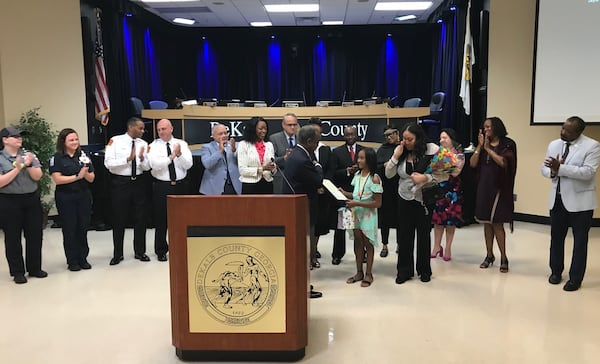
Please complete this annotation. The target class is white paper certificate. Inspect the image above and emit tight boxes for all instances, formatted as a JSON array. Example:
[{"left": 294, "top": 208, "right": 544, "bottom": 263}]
[{"left": 322, "top": 179, "right": 348, "bottom": 201}]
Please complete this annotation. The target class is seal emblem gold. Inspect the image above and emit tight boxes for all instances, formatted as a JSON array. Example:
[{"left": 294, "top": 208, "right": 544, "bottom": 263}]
[{"left": 194, "top": 243, "right": 279, "bottom": 326}]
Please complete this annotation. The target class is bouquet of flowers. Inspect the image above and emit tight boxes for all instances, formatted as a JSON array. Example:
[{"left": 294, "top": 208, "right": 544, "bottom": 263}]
[{"left": 424, "top": 147, "right": 457, "bottom": 175}]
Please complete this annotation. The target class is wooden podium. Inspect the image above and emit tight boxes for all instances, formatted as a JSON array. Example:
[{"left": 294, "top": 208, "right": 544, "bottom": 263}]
[{"left": 167, "top": 195, "right": 309, "bottom": 361}]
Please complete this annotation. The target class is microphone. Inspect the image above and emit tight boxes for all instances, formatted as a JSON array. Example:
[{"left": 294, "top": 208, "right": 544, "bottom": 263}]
[
  {"left": 268, "top": 98, "right": 280, "bottom": 107},
  {"left": 302, "top": 91, "right": 307, "bottom": 106},
  {"left": 271, "top": 157, "right": 295, "bottom": 194},
  {"left": 341, "top": 90, "right": 346, "bottom": 104}
]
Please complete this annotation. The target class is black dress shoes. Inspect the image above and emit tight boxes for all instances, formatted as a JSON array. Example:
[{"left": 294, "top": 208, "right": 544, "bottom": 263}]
[
  {"left": 29, "top": 270, "right": 48, "bottom": 278},
  {"left": 395, "top": 276, "right": 411, "bottom": 284},
  {"left": 68, "top": 264, "right": 81, "bottom": 272},
  {"left": 157, "top": 254, "right": 168, "bottom": 262},
  {"left": 332, "top": 257, "right": 342, "bottom": 265},
  {"left": 135, "top": 254, "right": 151, "bottom": 262},
  {"left": 80, "top": 260, "right": 92, "bottom": 270},
  {"left": 309, "top": 286, "right": 323, "bottom": 299},
  {"left": 563, "top": 280, "right": 581, "bottom": 292},
  {"left": 14, "top": 274, "right": 27, "bottom": 284},
  {"left": 315, "top": 251, "right": 321, "bottom": 259},
  {"left": 109, "top": 256, "right": 124, "bottom": 266},
  {"left": 548, "top": 274, "right": 562, "bottom": 285},
  {"left": 420, "top": 274, "right": 431, "bottom": 283}
]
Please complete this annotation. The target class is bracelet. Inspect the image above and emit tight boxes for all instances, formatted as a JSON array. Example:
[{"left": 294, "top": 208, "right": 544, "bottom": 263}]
[{"left": 12, "top": 161, "right": 25, "bottom": 170}]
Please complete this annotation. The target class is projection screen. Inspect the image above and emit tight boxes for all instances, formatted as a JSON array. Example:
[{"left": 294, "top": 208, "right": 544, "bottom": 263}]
[{"left": 532, "top": 0, "right": 600, "bottom": 124}]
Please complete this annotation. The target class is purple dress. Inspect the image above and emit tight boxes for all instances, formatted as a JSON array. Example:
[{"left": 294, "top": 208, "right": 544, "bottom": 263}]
[{"left": 473, "top": 137, "right": 517, "bottom": 225}]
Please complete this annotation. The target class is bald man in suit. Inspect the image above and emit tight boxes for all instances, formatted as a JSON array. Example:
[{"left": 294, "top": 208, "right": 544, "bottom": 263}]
[
  {"left": 330, "top": 126, "right": 363, "bottom": 265},
  {"left": 542, "top": 116, "right": 600, "bottom": 292}
]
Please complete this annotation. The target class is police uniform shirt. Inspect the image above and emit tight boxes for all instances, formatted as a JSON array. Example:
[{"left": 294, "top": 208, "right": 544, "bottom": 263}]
[
  {"left": 49, "top": 151, "right": 95, "bottom": 192},
  {"left": 104, "top": 133, "right": 150, "bottom": 176},
  {"left": 147, "top": 137, "right": 193, "bottom": 181},
  {"left": 0, "top": 149, "right": 41, "bottom": 194}
]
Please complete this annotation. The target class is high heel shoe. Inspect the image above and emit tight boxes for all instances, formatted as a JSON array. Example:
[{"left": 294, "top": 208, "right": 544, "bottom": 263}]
[
  {"left": 479, "top": 255, "right": 495, "bottom": 268},
  {"left": 499, "top": 258, "right": 509, "bottom": 273},
  {"left": 442, "top": 255, "right": 451, "bottom": 262},
  {"left": 430, "top": 246, "right": 443, "bottom": 258}
]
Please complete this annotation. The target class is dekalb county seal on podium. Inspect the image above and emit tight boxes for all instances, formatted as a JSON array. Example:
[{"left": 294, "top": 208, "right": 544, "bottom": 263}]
[{"left": 187, "top": 237, "right": 286, "bottom": 333}]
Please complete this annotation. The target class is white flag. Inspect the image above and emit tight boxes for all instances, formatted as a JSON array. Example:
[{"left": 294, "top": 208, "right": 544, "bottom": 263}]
[{"left": 459, "top": 0, "right": 475, "bottom": 115}]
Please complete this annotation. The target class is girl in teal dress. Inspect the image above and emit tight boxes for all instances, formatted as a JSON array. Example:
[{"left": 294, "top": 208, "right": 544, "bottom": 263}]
[{"left": 339, "top": 148, "right": 382, "bottom": 287}]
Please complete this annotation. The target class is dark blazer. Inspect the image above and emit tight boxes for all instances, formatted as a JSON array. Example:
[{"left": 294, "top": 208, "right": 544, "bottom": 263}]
[
  {"left": 331, "top": 143, "right": 363, "bottom": 191},
  {"left": 316, "top": 143, "right": 333, "bottom": 181},
  {"left": 271, "top": 130, "right": 296, "bottom": 193},
  {"left": 283, "top": 145, "right": 324, "bottom": 226}
]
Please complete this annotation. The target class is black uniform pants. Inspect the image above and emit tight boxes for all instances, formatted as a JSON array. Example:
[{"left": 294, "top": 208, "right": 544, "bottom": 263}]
[
  {"left": 55, "top": 190, "right": 92, "bottom": 266},
  {"left": 550, "top": 195, "right": 593, "bottom": 284},
  {"left": 110, "top": 175, "right": 147, "bottom": 258},
  {"left": 0, "top": 192, "right": 43, "bottom": 276},
  {"left": 396, "top": 198, "right": 433, "bottom": 279},
  {"left": 152, "top": 180, "right": 187, "bottom": 256}
]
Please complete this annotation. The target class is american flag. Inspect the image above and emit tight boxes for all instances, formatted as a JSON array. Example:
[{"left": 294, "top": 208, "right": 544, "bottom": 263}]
[{"left": 95, "top": 10, "right": 110, "bottom": 126}]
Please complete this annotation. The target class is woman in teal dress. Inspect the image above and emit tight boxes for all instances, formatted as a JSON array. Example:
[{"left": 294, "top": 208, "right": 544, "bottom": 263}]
[{"left": 339, "top": 148, "right": 382, "bottom": 287}]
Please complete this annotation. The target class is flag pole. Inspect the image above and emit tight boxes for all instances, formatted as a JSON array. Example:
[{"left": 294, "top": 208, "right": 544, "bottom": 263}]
[{"left": 94, "top": 7, "right": 110, "bottom": 145}]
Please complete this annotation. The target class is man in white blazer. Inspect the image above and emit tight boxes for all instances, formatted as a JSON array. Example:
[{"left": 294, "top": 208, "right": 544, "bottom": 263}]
[
  {"left": 541, "top": 116, "right": 600, "bottom": 291},
  {"left": 270, "top": 113, "right": 299, "bottom": 193}
]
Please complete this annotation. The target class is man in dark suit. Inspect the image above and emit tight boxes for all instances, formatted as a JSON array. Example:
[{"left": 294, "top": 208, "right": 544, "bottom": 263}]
[
  {"left": 330, "top": 126, "right": 363, "bottom": 265},
  {"left": 271, "top": 113, "right": 299, "bottom": 193},
  {"left": 283, "top": 124, "right": 324, "bottom": 299}
]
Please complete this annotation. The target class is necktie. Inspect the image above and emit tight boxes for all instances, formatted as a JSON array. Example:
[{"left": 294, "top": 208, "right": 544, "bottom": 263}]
[
  {"left": 166, "top": 142, "right": 177, "bottom": 182},
  {"left": 562, "top": 142, "right": 571, "bottom": 160},
  {"left": 349, "top": 145, "right": 355, "bottom": 162},
  {"left": 288, "top": 137, "right": 294, "bottom": 148},
  {"left": 131, "top": 140, "right": 137, "bottom": 179},
  {"left": 557, "top": 142, "right": 570, "bottom": 195}
]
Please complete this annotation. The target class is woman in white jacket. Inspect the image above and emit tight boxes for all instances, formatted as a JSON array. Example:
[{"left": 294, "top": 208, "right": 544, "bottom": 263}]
[{"left": 237, "top": 117, "right": 276, "bottom": 194}]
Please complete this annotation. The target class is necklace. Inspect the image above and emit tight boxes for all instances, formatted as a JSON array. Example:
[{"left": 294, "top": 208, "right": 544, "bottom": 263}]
[{"left": 358, "top": 172, "right": 370, "bottom": 200}]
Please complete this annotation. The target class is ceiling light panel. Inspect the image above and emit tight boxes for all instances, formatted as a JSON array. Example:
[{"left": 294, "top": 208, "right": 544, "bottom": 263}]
[
  {"left": 264, "top": 4, "right": 319, "bottom": 13},
  {"left": 374, "top": 2, "right": 433, "bottom": 11}
]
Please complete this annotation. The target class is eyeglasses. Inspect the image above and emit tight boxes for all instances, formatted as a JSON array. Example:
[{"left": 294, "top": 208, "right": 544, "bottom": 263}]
[
  {"left": 285, "top": 123, "right": 298, "bottom": 127},
  {"left": 384, "top": 131, "right": 397, "bottom": 138}
]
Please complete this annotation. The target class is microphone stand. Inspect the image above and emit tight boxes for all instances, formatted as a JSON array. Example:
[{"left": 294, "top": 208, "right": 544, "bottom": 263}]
[{"left": 271, "top": 157, "right": 295, "bottom": 194}]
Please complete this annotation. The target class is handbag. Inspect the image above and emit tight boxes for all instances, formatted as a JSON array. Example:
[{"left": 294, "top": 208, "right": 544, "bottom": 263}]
[
  {"left": 421, "top": 184, "right": 445, "bottom": 206},
  {"left": 337, "top": 207, "right": 355, "bottom": 230}
]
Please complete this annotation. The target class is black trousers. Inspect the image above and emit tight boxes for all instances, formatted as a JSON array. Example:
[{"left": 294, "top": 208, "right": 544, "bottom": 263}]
[
  {"left": 0, "top": 192, "right": 43, "bottom": 276},
  {"left": 55, "top": 190, "right": 92, "bottom": 266},
  {"left": 396, "top": 198, "right": 432, "bottom": 279},
  {"left": 152, "top": 180, "right": 188, "bottom": 256},
  {"left": 110, "top": 175, "right": 147, "bottom": 258},
  {"left": 241, "top": 179, "right": 273, "bottom": 194},
  {"left": 550, "top": 195, "right": 593, "bottom": 284},
  {"left": 332, "top": 228, "right": 346, "bottom": 259}
]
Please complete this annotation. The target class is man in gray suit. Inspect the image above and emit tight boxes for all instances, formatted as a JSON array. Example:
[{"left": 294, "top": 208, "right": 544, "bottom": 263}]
[
  {"left": 542, "top": 116, "right": 600, "bottom": 292},
  {"left": 271, "top": 113, "right": 299, "bottom": 193}
]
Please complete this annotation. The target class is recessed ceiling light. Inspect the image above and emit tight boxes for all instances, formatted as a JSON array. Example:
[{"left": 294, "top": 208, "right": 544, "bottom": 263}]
[
  {"left": 264, "top": 4, "right": 319, "bottom": 13},
  {"left": 374, "top": 2, "right": 433, "bottom": 11},
  {"left": 173, "top": 17, "right": 195, "bottom": 25},
  {"left": 395, "top": 15, "right": 417, "bottom": 21},
  {"left": 322, "top": 20, "right": 343, "bottom": 25},
  {"left": 250, "top": 21, "right": 273, "bottom": 27}
]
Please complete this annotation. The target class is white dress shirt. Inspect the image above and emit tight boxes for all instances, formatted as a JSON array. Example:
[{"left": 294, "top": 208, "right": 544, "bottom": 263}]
[
  {"left": 104, "top": 133, "right": 150, "bottom": 176},
  {"left": 147, "top": 137, "right": 193, "bottom": 181}
]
